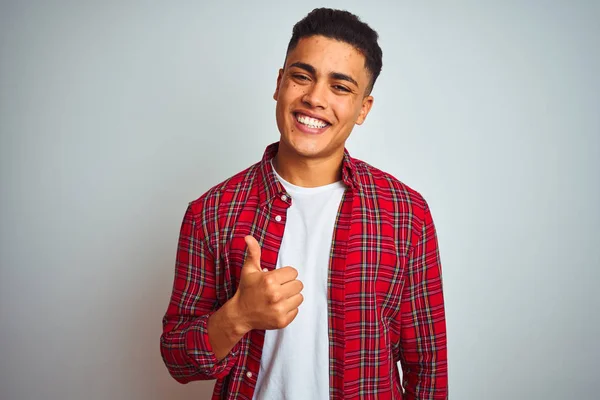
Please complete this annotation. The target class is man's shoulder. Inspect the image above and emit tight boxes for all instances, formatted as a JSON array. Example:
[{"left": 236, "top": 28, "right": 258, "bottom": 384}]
[
  {"left": 351, "top": 156, "right": 429, "bottom": 211},
  {"left": 187, "top": 161, "right": 262, "bottom": 217}
]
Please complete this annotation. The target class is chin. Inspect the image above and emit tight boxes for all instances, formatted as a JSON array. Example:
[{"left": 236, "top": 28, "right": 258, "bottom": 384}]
[
  {"left": 283, "top": 134, "right": 327, "bottom": 157},
  {"left": 289, "top": 143, "right": 323, "bottom": 158}
]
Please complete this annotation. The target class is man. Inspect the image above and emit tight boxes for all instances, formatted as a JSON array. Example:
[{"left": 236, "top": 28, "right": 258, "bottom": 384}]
[{"left": 160, "top": 8, "right": 448, "bottom": 400}]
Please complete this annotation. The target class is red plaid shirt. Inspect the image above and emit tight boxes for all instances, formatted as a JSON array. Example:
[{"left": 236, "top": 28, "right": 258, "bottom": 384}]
[{"left": 160, "top": 142, "right": 448, "bottom": 399}]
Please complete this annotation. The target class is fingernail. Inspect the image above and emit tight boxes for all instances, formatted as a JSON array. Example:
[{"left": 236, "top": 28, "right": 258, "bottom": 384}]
[{"left": 262, "top": 268, "right": 268, "bottom": 272}]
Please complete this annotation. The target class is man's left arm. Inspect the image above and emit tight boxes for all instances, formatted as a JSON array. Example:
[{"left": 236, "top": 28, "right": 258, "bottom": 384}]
[{"left": 399, "top": 201, "right": 448, "bottom": 399}]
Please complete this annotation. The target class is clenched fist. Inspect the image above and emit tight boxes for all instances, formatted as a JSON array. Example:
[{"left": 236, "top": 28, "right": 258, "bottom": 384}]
[{"left": 233, "top": 235, "right": 304, "bottom": 331}]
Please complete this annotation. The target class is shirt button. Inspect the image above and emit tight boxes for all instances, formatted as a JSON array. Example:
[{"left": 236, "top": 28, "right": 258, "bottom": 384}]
[
  {"left": 275, "top": 215, "right": 282, "bottom": 222},
  {"left": 246, "top": 371, "right": 253, "bottom": 378},
  {"left": 281, "top": 194, "right": 287, "bottom": 201}
]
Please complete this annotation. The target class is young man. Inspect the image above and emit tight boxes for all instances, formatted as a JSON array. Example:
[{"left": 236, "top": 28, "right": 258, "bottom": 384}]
[{"left": 160, "top": 8, "right": 448, "bottom": 400}]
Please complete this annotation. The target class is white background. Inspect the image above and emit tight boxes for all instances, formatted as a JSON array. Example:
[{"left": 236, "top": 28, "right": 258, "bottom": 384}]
[{"left": 1, "top": 1, "right": 599, "bottom": 399}]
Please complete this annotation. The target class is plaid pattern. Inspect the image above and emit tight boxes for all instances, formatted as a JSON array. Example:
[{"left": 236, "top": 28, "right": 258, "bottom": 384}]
[{"left": 160, "top": 142, "right": 448, "bottom": 399}]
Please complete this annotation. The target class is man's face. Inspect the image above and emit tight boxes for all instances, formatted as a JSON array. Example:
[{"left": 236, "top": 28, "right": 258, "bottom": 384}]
[{"left": 273, "top": 35, "right": 374, "bottom": 160}]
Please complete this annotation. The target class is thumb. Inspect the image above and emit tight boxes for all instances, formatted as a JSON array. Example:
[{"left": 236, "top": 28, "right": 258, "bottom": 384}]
[{"left": 243, "top": 235, "right": 262, "bottom": 272}]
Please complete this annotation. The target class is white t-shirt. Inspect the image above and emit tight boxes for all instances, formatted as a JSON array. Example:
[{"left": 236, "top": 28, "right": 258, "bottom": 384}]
[{"left": 252, "top": 162, "right": 346, "bottom": 400}]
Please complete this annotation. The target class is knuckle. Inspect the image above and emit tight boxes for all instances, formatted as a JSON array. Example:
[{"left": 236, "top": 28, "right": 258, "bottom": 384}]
[
  {"left": 264, "top": 276, "right": 275, "bottom": 286},
  {"left": 269, "top": 291, "right": 281, "bottom": 303},
  {"left": 276, "top": 316, "right": 288, "bottom": 329},
  {"left": 273, "top": 302, "right": 285, "bottom": 315}
]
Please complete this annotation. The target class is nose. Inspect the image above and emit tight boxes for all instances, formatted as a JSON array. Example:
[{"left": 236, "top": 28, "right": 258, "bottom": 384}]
[{"left": 302, "top": 82, "right": 328, "bottom": 109}]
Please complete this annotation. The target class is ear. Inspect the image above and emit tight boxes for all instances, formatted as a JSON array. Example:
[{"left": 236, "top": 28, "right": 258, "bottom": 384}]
[
  {"left": 355, "top": 95, "right": 374, "bottom": 125},
  {"left": 273, "top": 68, "right": 284, "bottom": 101}
]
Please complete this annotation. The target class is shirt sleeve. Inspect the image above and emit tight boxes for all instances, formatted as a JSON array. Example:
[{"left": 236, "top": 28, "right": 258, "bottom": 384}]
[
  {"left": 399, "top": 201, "right": 448, "bottom": 399},
  {"left": 160, "top": 204, "right": 240, "bottom": 383}
]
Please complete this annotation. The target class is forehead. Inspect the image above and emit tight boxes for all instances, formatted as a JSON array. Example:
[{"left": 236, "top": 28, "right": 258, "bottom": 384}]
[{"left": 285, "top": 36, "right": 369, "bottom": 84}]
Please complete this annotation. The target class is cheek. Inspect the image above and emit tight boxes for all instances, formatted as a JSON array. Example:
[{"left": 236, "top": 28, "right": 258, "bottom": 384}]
[
  {"left": 331, "top": 99, "right": 361, "bottom": 124},
  {"left": 282, "top": 80, "right": 307, "bottom": 99}
]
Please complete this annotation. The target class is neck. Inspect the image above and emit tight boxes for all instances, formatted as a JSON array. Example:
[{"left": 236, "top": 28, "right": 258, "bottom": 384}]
[{"left": 273, "top": 143, "right": 344, "bottom": 188}]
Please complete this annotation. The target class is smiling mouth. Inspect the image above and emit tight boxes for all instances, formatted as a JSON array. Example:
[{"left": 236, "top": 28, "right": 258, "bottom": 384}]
[{"left": 294, "top": 112, "right": 331, "bottom": 129}]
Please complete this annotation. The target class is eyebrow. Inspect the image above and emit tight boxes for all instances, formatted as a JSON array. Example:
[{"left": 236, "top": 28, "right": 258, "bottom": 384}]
[{"left": 289, "top": 62, "right": 359, "bottom": 88}]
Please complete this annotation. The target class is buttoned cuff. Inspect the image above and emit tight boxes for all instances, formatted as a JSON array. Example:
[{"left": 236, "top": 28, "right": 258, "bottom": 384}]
[{"left": 184, "top": 313, "right": 241, "bottom": 379}]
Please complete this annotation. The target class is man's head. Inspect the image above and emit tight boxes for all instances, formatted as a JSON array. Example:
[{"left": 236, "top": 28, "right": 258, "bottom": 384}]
[
  {"left": 285, "top": 8, "right": 383, "bottom": 95},
  {"left": 273, "top": 8, "right": 383, "bottom": 163}
]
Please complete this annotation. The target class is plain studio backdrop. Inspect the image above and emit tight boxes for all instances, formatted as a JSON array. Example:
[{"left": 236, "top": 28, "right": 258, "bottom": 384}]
[{"left": 1, "top": 1, "right": 599, "bottom": 399}]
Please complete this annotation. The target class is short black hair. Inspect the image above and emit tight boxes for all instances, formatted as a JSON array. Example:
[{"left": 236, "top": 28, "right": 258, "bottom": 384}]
[{"left": 285, "top": 8, "right": 383, "bottom": 94}]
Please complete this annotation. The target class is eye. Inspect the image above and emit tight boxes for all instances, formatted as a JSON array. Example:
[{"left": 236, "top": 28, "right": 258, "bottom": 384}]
[
  {"left": 292, "top": 74, "right": 310, "bottom": 82},
  {"left": 333, "top": 85, "right": 351, "bottom": 93}
]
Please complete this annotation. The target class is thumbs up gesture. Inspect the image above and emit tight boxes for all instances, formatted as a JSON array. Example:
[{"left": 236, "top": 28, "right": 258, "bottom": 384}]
[{"left": 234, "top": 235, "right": 304, "bottom": 331}]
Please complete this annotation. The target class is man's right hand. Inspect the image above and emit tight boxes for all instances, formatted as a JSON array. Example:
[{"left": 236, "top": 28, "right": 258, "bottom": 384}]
[{"left": 233, "top": 235, "right": 304, "bottom": 332}]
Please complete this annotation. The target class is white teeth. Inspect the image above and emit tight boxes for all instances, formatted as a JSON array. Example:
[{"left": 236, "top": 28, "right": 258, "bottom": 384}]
[{"left": 296, "top": 113, "right": 328, "bottom": 129}]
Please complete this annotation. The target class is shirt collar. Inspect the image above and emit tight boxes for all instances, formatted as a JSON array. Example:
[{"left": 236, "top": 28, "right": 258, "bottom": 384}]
[{"left": 257, "top": 141, "right": 362, "bottom": 207}]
